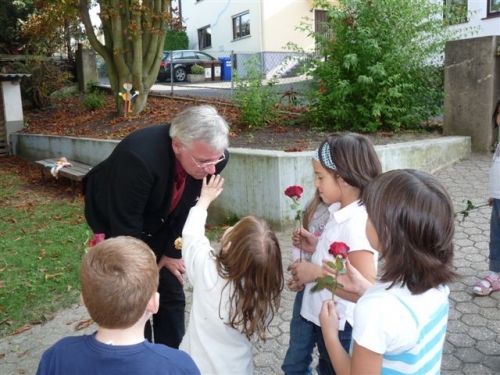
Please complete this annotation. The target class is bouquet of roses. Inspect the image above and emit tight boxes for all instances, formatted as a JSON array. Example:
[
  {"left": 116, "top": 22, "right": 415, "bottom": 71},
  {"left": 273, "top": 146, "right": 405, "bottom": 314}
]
[{"left": 311, "top": 241, "right": 349, "bottom": 299}]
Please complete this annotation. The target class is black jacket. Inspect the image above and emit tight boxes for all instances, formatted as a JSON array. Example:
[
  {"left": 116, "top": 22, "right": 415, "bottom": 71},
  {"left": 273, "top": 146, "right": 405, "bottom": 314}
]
[{"left": 82, "top": 124, "right": 228, "bottom": 258}]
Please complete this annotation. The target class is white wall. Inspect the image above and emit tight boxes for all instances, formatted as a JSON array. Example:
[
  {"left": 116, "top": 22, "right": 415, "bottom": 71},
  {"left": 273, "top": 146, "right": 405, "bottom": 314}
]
[
  {"left": 452, "top": 1, "right": 500, "bottom": 38},
  {"left": 181, "top": 0, "right": 321, "bottom": 53},
  {"left": 182, "top": 0, "right": 261, "bottom": 52}
]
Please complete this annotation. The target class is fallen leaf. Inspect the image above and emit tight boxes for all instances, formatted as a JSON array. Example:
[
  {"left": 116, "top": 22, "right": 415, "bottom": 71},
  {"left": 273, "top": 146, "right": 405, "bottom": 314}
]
[
  {"left": 44, "top": 273, "right": 62, "bottom": 280},
  {"left": 75, "top": 318, "right": 94, "bottom": 331},
  {"left": 17, "top": 350, "right": 28, "bottom": 358},
  {"left": 17, "top": 369, "right": 26, "bottom": 374},
  {"left": 9, "top": 325, "right": 32, "bottom": 335},
  {"left": 0, "top": 353, "right": 5, "bottom": 359}
]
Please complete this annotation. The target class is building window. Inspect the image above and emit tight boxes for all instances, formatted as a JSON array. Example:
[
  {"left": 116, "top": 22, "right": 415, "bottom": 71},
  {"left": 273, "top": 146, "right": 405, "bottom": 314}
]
[
  {"left": 314, "top": 9, "right": 329, "bottom": 35},
  {"left": 233, "top": 12, "right": 250, "bottom": 40},
  {"left": 443, "top": 0, "right": 468, "bottom": 24},
  {"left": 198, "top": 25, "right": 211, "bottom": 49},
  {"left": 488, "top": 0, "right": 500, "bottom": 17}
]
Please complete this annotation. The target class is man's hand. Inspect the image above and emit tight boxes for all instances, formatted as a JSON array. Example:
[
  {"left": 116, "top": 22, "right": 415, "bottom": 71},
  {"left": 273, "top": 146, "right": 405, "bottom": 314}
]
[
  {"left": 157, "top": 255, "right": 186, "bottom": 284},
  {"left": 197, "top": 174, "right": 224, "bottom": 210}
]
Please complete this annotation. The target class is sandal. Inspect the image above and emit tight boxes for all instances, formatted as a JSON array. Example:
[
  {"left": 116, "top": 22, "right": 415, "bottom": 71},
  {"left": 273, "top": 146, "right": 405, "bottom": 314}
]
[{"left": 474, "top": 275, "right": 500, "bottom": 296}]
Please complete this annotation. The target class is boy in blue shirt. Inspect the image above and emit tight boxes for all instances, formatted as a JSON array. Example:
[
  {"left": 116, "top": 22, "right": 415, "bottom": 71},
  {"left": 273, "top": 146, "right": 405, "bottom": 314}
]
[{"left": 36, "top": 236, "right": 200, "bottom": 375}]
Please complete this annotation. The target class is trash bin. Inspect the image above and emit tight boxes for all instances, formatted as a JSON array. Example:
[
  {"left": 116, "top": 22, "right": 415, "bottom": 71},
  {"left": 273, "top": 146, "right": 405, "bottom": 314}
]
[
  {"left": 201, "top": 62, "right": 213, "bottom": 81},
  {"left": 212, "top": 60, "right": 222, "bottom": 81},
  {"left": 218, "top": 57, "right": 232, "bottom": 81}
]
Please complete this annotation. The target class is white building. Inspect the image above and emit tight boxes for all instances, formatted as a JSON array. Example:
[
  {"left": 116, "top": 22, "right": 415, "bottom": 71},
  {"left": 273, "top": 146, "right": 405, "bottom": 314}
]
[
  {"left": 178, "top": 0, "right": 339, "bottom": 53},
  {"left": 447, "top": 0, "right": 500, "bottom": 37}
]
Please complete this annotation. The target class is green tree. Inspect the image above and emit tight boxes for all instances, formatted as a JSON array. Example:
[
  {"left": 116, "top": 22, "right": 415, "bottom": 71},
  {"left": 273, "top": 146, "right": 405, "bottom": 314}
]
[
  {"left": 298, "top": 0, "right": 472, "bottom": 132},
  {"left": 19, "top": 0, "right": 85, "bottom": 59},
  {"left": 79, "top": 0, "right": 178, "bottom": 115},
  {"left": 0, "top": 0, "right": 35, "bottom": 54}
]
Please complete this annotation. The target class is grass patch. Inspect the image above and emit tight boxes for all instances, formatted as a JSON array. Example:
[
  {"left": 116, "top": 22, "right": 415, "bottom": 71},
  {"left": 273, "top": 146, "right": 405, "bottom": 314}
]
[
  {"left": 0, "top": 159, "right": 240, "bottom": 337},
  {"left": 0, "top": 167, "right": 90, "bottom": 337}
]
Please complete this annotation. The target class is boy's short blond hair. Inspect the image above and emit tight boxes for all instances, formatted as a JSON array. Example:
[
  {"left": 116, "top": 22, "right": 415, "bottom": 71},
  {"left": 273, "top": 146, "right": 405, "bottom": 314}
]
[{"left": 80, "top": 236, "right": 158, "bottom": 329}]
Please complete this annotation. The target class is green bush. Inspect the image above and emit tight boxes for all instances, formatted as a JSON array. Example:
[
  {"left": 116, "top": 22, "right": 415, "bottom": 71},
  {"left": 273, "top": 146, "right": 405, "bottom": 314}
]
[
  {"left": 82, "top": 90, "right": 106, "bottom": 111},
  {"left": 234, "top": 55, "right": 280, "bottom": 128},
  {"left": 191, "top": 64, "right": 204, "bottom": 75},
  {"left": 294, "top": 0, "right": 472, "bottom": 132},
  {"left": 164, "top": 30, "right": 189, "bottom": 51}
]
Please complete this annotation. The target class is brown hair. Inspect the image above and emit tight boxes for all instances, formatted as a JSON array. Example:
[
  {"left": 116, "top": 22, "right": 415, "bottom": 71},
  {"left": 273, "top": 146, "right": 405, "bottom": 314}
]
[
  {"left": 80, "top": 236, "right": 158, "bottom": 329},
  {"left": 302, "top": 189, "right": 323, "bottom": 230},
  {"left": 319, "top": 133, "right": 382, "bottom": 195},
  {"left": 362, "top": 169, "right": 458, "bottom": 294},
  {"left": 215, "top": 216, "right": 284, "bottom": 341}
]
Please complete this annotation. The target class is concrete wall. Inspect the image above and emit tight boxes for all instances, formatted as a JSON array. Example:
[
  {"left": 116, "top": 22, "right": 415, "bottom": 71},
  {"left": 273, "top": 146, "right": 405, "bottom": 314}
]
[
  {"left": 2, "top": 80, "right": 25, "bottom": 153},
  {"left": 444, "top": 35, "right": 500, "bottom": 153},
  {"left": 10, "top": 133, "right": 471, "bottom": 228},
  {"left": 76, "top": 47, "right": 98, "bottom": 92}
]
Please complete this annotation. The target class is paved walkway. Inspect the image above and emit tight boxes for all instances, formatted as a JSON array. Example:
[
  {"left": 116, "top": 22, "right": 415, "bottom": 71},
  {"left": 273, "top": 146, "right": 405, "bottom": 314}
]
[{"left": 1, "top": 153, "right": 499, "bottom": 374}]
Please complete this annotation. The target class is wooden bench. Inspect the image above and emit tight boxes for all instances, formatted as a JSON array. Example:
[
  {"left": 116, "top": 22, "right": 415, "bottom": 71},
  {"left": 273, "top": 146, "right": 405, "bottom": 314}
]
[{"left": 35, "top": 158, "right": 92, "bottom": 196}]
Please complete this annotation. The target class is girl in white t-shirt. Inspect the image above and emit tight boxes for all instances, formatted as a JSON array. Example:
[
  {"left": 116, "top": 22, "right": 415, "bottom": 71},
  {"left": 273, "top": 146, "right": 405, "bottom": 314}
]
[
  {"left": 319, "top": 169, "right": 458, "bottom": 374},
  {"left": 288, "top": 134, "right": 382, "bottom": 374}
]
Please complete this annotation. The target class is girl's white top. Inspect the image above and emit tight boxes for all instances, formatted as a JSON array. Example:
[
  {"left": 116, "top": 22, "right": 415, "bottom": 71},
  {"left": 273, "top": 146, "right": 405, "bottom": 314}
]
[
  {"left": 301, "top": 200, "right": 378, "bottom": 330},
  {"left": 490, "top": 144, "right": 500, "bottom": 199},
  {"left": 179, "top": 206, "right": 253, "bottom": 375},
  {"left": 353, "top": 282, "right": 450, "bottom": 374}
]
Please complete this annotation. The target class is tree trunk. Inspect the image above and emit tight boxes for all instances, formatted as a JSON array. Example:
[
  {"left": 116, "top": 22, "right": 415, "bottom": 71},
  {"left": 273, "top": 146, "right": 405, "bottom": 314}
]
[{"left": 79, "top": 0, "right": 172, "bottom": 116}]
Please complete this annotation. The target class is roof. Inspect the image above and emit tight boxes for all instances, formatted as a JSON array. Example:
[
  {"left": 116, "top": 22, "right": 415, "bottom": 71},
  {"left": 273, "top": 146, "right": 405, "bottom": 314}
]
[{"left": 0, "top": 73, "right": 31, "bottom": 81}]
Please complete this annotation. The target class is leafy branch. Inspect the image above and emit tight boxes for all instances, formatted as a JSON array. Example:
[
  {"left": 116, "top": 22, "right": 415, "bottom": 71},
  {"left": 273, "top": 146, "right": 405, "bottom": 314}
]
[{"left": 455, "top": 200, "right": 490, "bottom": 221}]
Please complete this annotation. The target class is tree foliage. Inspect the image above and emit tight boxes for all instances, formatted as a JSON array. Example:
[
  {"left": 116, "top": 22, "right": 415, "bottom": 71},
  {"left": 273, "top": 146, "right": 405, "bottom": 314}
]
[
  {"left": 0, "top": 0, "right": 35, "bottom": 54},
  {"left": 19, "top": 0, "right": 85, "bottom": 60},
  {"left": 164, "top": 29, "right": 188, "bottom": 51},
  {"left": 79, "top": 0, "right": 179, "bottom": 115},
  {"left": 298, "top": 0, "right": 472, "bottom": 132}
]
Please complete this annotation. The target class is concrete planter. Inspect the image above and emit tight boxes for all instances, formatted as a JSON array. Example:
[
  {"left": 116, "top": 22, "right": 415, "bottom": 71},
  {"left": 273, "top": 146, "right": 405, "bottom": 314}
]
[
  {"left": 187, "top": 74, "right": 205, "bottom": 83},
  {"left": 10, "top": 133, "right": 471, "bottom": 229}
]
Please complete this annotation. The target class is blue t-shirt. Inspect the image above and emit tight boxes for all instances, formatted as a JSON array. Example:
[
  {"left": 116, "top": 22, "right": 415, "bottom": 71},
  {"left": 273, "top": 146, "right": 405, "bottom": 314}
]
[{"left": 36, "top": 332, "right": 200, "bottom": 375}]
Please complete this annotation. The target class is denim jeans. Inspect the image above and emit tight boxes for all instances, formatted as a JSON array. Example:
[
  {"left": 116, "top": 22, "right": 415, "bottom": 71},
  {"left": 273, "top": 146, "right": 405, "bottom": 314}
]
[
  {"left": 282, "top": 290, "right": 316, "bottom": 375},
  {"left": 490, "top": 199, "right": 500, "bottom": 273},
  {"left": 314, "top": 321, "right": 352, "bottom": 375}
]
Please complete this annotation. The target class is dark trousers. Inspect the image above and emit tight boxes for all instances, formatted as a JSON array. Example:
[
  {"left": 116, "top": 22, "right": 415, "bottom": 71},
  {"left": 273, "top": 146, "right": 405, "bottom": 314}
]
[
  {"left": 145, "top": 267, "right": 185, "bottom": 348},
  {"left": 314, "top": 321, "right": 353, "bottom": 375}
]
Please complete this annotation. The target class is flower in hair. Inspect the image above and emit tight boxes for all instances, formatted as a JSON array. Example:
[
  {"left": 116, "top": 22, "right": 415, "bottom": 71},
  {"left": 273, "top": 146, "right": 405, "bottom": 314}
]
[{"left": 311, "top": 241, "right": 349, "bottom": 298}]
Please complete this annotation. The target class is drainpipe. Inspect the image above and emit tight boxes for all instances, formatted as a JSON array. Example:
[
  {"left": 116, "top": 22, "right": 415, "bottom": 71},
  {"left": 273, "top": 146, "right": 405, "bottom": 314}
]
[{"left": 258, "top": 0, "right": 265, "bottom": 73}]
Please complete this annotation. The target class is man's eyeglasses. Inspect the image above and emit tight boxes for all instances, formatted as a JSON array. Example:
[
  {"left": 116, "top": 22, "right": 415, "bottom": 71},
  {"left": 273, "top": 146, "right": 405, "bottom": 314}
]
[{"left": 186, "top": 148, "right": 226, "bottom": 168}]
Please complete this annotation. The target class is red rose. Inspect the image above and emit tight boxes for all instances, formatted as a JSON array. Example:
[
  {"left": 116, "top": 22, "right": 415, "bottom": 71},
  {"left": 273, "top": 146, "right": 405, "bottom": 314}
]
[
  {"left": 284, "top": 185, "right": 304, "bottom": 199},
  {"left": 329, "top": 242, "right": 349, "bottom": 259}
]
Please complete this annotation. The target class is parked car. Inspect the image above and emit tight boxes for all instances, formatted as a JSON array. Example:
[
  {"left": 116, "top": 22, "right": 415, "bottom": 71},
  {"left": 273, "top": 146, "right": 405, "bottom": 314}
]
[{"left": 157, "top": 50, "right": 218, "bottom": 82}]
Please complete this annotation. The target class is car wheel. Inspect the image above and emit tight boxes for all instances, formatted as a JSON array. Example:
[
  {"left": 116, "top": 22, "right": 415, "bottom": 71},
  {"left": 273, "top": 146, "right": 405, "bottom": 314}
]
[{"left": 174, "top": 67, "right": 187, "bottom": 82}]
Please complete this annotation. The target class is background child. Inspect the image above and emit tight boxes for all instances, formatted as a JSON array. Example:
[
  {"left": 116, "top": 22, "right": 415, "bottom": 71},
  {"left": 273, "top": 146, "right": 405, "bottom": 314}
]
[
  {"left": 320, "top": 169, "right": 457, "bottom": 374},
  {"left": 475, "top": 99, "right": 500, "bottom": 296},
  {"left": 282, "top": 190, "right": 330, "bottom": 375},
  {"left": 36, "top": 236, "right": 200, "bottom": 375},
  {"left": 179, "top": 174, "right": 284, "bottom": 374},
  {"left": 288, "top": 134, "right": 382, "bottom": 375}
]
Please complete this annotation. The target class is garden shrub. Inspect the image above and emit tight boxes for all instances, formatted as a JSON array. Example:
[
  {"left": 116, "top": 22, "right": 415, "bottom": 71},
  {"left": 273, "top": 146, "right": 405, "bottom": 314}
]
[
  {"left": 82, "top": 89, "right": 106, "bottom": 111},
  {"left": 233, "top": 55, "right": 280, "bottom": 128},
  {"left": 164, "top": 30, "right": 188, "bottom": 51},
  {"left": 294, "top": 0, "right": 473, "bottom": 132},
  {"left": 5, "top": 57, "right": 73, "bottom": 109}
]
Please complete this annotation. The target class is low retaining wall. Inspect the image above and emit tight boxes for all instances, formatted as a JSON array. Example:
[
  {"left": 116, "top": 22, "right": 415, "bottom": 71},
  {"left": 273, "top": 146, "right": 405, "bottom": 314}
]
[{"left": 10, "top": 133, "right": 471, "bottom": 228}]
